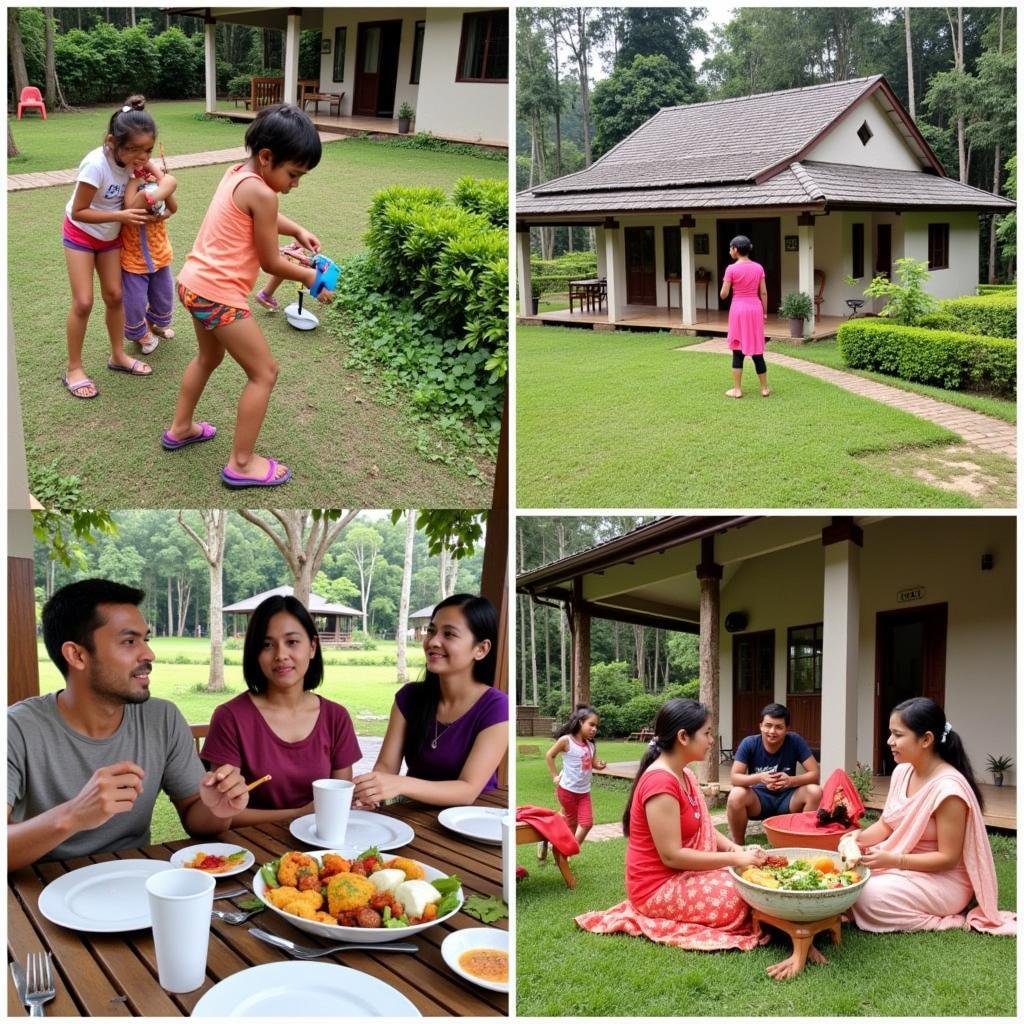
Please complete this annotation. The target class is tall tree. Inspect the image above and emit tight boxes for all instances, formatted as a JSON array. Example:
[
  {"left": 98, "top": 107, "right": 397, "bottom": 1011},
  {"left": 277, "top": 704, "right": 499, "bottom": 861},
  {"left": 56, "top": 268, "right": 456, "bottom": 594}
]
[
  {"left": 177, "top": 510, "right": 227, "bottom": 692},
  {"left": 237, "top": 510, "right": 359, "bottom": 605},
  {"left": 904, "top": 8, "right": 916, "bottom": 119},
  {"left": 615, "top": 7, "right": 708, "bottom": 90},
  {"left": 396, "top": 510, "right": 415, "bottom": 684},
  {"left": 343, "top": 525, "right": 383, "bottom": 634},
  {"left": 8, "top": 123, "right": 19, "bottom": 159},
  {"left": 558, "top": 8, "right": 604, "bottom": 165},
  {"left": 9, "top": 9, "right": 30, "bottom": 98}
]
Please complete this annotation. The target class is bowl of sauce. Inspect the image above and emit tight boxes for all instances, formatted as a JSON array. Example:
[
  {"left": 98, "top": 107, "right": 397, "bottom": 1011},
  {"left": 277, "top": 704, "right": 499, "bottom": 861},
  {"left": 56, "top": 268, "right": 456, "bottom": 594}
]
[{"left": 441, "top": 927, "right": 509, "bottom": 993}]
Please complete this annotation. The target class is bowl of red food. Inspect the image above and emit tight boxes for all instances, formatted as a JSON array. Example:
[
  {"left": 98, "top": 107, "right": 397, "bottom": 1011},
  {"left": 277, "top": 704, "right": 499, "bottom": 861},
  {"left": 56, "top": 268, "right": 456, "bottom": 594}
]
[{"left": 763, "top": 813, "right": 859, "bottom": 851}]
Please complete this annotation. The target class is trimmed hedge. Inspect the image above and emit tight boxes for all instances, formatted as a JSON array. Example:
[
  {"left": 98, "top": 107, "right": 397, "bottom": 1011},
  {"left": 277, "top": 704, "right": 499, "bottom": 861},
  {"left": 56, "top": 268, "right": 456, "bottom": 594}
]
[
  {"left": 977, "top": 284, "right": 1016, "bottom": 295},
  {"left": 531, "top": 251, "right": 598, "bottom": 296},
  {"left": 917, "top": 294, "right": 1016, "bottom": 339},
  {"left": 838, "top": 319, "right": 1015, "bottom": 397}
]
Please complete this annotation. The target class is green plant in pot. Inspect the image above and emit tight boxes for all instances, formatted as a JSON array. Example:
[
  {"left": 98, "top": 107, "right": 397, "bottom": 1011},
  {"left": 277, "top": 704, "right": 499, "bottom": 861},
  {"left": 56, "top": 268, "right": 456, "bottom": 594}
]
[
  {"left": 778, "top": 291, "right": 813, "bottom": 338},
  {"left": 398, "top": 101, "right": 415, "bottom": 134},
  {"left": 985, "top": 754, "right": 1014, "bottom": 786},
  {"left": 529, "top": 277, "right": 542, "bottom": 315}
]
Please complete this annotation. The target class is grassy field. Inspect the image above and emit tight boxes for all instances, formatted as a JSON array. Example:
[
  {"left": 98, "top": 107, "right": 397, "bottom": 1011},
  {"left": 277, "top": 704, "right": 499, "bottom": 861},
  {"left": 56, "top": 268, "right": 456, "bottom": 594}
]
[
  {"left": 517, "top": 325, "right": 983, "bottom": 508},
  {"left": 11, "top": 137, "right": 504, "bottom": 507},
  {"left": 771, "top": 336, "right": 1017, "bottom": 424},
  {"left": 517, "top": 740, "right": 1016, "bottom": 1015}
]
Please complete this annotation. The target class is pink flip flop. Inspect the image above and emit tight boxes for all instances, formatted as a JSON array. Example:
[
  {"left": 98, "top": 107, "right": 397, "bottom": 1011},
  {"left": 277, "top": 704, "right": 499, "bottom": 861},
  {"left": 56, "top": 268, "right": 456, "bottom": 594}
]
[
  {"left": 162, "top": 422, "right": 217, "bottom": 451},
  {"left": 107, "top": 358, "right": 152, "bottom": 376},
  {"left": 255, "top": 290, "right": 280, "bottom": 311},
  {"left": 62, "top": 373, "right": 98, "bottom": 399},
  {"left": 220, "top": 458, "right": 292, "bottom": 489}
]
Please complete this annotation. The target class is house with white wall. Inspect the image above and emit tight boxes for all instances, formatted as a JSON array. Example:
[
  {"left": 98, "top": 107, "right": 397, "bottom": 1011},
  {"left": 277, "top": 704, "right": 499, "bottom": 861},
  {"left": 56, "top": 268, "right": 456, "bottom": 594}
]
[{"left": 516, "top": 76, "right": 1012, "bottom": 332}]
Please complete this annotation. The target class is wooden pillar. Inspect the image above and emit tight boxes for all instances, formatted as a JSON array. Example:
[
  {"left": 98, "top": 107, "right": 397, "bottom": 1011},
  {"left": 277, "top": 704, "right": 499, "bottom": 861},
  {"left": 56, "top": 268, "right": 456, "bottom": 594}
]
[
  {"left": 571, "top": 579, "right": 591, "bottom": 707},
  {"left": 798, "top": 212, "right": 816, "bottom": 336},
  {"left": 283, "top": 11, "right": 301, "bottom": 105},
  {"left": 515, "top": 226, "right": 533, "bottom": 318},
  {"left": 603, "top": 218, "right": 623, "bottom": 323},
  {"left": 696, "top": 536, "right": 722, "bottom": 785},
  {"left": 203, "top": 17, "right": 217, "bottom": 114},
  {"left": 679, "top": 214, "right": 697, "bottom": 325}
]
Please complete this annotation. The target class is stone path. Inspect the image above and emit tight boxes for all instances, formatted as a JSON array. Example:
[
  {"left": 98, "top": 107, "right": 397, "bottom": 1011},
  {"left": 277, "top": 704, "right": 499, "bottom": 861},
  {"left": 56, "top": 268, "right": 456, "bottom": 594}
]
[
  {"left": 7, "top": 132, "right": 348, "bottom": 192},
  {"left": 683, "top": 337, "right": 1016, "bottom": 460},
  {"left": 352, "top": 735, "right": 383, "bottom": 776}
]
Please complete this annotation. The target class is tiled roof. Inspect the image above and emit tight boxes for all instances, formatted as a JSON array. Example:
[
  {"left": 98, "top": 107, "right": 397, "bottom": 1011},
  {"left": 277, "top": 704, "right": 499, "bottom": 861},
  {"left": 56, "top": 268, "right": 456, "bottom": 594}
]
[
  {"left": 532, "top": 77, "right": 886, "bottom": 194},
  {"left": 516, "top": 162, "right": 1015, "bottom": 216}
]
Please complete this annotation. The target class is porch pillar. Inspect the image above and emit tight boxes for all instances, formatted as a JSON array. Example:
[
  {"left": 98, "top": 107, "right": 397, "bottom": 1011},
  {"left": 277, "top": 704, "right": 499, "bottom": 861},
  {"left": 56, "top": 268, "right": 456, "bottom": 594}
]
[
  {"left": 678, "top": 214, "right": 697, "bottom": 325},
  {"left": 819, "top": 518, "right": 863, "bottom": 781},
  {"left": 516, "top": 225, "right": 533, "bottom": 318},
  {"left": 798, "top": 212, "right": 815, "bottom": 336},
  {"left": 603, "top": 218, "right": 624, "bottom": 323},
  {"left": 697, "top": 537, "right": 722, "bottom": 785},
  {"left": 571, "top": 579, "right": 591, "bottom": 706},
  {"left": 283, "top": 11, "right": 302, "bottom": 105},
  {"left": 203, "top": 16, "right": 217, "bottom": 114}
]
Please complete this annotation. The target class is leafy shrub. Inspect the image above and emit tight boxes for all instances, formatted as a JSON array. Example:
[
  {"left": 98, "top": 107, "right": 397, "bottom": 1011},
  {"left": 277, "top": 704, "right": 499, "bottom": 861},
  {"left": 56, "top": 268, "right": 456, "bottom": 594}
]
[
  {"left": 859, "top": 257, "right": 936, "bottom": 325},
  {"left": 589, "top": 661, "right": 643, "bottom": 707},
  {"left": 227, "top": 73, "right": 253, "bottom": 98},
  {"left": 918, "top": 294, "right": 1016, "bottom": 339},
  {"left": 594, "top": 703, "right": 624, "bottom": 738},
  {"left": 531, "top": 251, "right": 598, "bottom": 296},
  {"left": 619, "top": 694, "right": 663, "bottom": 737},
  {"left": 662, "top": 680, "right": 700, "bottom": 701},
  {"left": 368, "top": 132, "right": 508, "bottom": 161},
  {"left": 120, "top": 25, "right": 160, "bottom": 97},
  {"left": 452, "top": 177, "right": 508, "bottom": 229},
  {"left": 977, "top": 284, "right": 1016, "bottom": 295},
  {"left": 351, "top": 629, "right": 377, "bottom": 650},
  {"left": 155, "top": 27, "right": 201, "bottom": 99},
  {"left": 838, "top": 319, "right": 1016, "bottom": 397}
]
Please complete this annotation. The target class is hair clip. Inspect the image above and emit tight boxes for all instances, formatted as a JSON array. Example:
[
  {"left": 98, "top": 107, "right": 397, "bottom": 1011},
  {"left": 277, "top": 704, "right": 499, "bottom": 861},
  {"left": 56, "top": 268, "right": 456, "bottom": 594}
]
[{"left": 122, "top": 105, "right": 131, "bottom": 112}]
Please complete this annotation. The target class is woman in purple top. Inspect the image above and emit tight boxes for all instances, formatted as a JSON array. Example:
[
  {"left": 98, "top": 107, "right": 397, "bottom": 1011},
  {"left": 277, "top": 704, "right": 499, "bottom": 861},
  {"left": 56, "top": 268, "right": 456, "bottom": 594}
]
[
  {"left": 721, "top": 234, "right": 770, "bottom": 399},
  {"left": 200, "top": 594, "right": 361, "bottom": 826},
  {"left": 353, "top": 594, "right": 508, "bottom": 808}
]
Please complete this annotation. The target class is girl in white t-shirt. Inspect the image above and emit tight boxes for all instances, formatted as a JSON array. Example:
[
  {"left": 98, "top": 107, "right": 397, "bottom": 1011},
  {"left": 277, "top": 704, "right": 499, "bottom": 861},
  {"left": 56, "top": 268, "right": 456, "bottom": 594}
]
[
  {"left": 62, "top": 94, "right": 159, "bottom": 398},
  {"left": 541, "top": 705, "right": 607, "bottom": 857}
]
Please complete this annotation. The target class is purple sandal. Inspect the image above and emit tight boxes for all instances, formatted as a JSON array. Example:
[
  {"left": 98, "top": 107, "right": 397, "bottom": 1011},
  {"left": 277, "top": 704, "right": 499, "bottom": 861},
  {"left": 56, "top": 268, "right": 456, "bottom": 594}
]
[
  {"left": 162, "top": 422, "right": 217, "bottom": 451},
  {"left": 107, "top": 358, "right": 152, "bottom": 376},
  {"left": 220, "top": 458, "right": 292, "bottom": 489},
  {"left": 255, "top": 290, "right": 280, "bottom": 311}
]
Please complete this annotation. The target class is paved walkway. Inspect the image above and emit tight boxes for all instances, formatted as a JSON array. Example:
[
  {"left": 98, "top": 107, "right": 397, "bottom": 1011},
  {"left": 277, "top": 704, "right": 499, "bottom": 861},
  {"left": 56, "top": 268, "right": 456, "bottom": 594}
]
[
  {"left": 682, "top": 338, "right": 1016, "bottom": 459},
  {"left": 7, "top": 132, "right": 348, "bottom": 192}
]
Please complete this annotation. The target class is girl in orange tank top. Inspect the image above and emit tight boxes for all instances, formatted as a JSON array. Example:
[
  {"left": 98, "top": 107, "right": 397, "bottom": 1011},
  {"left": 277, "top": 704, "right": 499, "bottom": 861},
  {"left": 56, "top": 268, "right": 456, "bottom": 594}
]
[{"left": 162, "top": 104, "right": 333, "bottom": 487}]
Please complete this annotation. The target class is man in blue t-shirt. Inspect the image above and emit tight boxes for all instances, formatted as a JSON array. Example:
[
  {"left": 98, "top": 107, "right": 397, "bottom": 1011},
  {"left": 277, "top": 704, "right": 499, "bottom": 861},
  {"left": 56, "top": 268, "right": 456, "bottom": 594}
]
[{"left": 726, "top": 703, "right": 822, "bottom": 844}]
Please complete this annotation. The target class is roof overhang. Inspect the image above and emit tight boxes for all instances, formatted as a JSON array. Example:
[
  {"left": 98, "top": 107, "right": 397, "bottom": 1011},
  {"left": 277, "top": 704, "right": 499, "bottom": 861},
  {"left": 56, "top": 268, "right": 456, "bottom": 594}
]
[{"left": 169, "top": 7, "right": 324, "bottom": 31}]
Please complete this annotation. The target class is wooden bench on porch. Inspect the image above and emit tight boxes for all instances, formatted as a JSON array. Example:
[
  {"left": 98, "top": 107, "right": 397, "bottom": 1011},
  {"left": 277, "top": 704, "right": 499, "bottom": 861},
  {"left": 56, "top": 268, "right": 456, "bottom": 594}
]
[
  {"left": 303, "top": 91, "right": 345, "bottom": 116},
  {"left": 628, "top": 727, "right": 654, "bottom": 743},
  {"left": 250, "top": 76, "right": 283, "bottom": 111}
]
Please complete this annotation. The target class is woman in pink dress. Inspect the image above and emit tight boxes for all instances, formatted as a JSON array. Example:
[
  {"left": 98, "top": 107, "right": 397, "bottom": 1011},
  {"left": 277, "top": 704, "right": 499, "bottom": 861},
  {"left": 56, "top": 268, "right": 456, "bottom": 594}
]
[
  {"left": 850, "top": 697, "right": 1014, "bottom": 936},
  {"left": 575, "top": 700, "right": 821, "bottom": 970},
  {"left": 720, "top": 235, "right": 769, "bottom": 398}
]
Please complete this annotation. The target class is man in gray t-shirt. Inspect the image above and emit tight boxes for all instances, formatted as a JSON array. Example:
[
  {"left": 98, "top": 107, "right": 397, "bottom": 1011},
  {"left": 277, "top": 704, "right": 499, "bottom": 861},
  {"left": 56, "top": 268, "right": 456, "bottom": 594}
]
[{"left": 8, "top": 579, "right": 249, "bottom": 870}]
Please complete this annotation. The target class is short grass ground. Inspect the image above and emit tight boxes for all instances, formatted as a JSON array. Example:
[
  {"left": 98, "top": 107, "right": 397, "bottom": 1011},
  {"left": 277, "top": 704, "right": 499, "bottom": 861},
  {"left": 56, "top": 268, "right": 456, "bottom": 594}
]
[
  {"left": 11, "top": 134, "right": 504, "bottom": 507},
  {"left": 516, "top": 745, "right": 1017, "bottom": 1016},
  {"left": 517, "top": 325, "right": 986, "bottom": 508},
  {"left": 37, "top": 637, "right": 420, "bottom": 843}
]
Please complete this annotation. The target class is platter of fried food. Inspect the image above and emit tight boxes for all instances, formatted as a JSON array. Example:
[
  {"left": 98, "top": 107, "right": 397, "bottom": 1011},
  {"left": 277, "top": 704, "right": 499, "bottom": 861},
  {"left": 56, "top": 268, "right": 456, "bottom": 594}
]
[{"left": 253, "top": 847, "right": 463, "bottom": 943}]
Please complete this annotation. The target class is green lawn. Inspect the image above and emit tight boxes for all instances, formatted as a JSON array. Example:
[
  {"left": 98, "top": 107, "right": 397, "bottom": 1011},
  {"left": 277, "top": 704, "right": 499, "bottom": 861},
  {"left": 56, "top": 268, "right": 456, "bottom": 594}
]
[
  {"left": 36, "top": 636, "right": 421, "bottom": 844},
  {"left": 517, "top": 832, "right": 1016, "bottom": 1016},
  {"left": 517, "top": 325, "right": 983, "bottom": 508},
  {"left": 11, "top": 138, "right": 504, "bottom": 507},
  {"left": 771, "top": 336, "right": 1017, "bottom": 424}
]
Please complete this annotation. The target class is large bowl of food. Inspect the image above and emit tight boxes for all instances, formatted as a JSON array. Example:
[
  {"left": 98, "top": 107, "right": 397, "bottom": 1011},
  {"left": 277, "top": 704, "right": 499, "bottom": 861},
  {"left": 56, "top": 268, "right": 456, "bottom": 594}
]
[
  {"left": 253, "top": 848, "right": 463, "bottom": 943},
  {"left": 762, "top": 814, "right": 858, "bottom": 852},
  {"left": 728, "top": 847, "right": 869, "bottom": 922}
]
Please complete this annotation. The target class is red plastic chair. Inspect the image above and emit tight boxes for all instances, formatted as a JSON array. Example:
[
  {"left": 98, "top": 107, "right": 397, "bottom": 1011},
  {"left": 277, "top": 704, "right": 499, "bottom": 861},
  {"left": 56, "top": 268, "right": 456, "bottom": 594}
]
[{"left": 17, "top": 86, "right": 47, "bottom": 120}]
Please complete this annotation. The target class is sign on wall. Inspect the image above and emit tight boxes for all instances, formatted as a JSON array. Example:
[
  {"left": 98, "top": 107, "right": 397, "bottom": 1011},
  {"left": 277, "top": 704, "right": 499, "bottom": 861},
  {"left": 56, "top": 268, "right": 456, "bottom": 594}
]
[{"left": 897, "top": 587, "right": 925, "bottom": 603}]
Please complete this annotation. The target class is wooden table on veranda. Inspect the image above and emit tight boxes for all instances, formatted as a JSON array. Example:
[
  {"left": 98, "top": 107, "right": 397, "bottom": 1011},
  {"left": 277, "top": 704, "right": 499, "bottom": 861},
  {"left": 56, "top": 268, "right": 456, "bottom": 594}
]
[{"left": 7, "top": 789, "right": 509, "bottom": 1017}]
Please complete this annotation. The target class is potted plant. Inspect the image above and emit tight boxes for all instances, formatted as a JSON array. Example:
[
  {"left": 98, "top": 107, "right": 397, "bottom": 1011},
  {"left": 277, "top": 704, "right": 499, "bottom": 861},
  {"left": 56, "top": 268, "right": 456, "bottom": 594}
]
[
  {"left": 397, "top": 101, "right": 414, "bottom": 134},
  {"left": 529, "top": 278, "right": 542, "bottom": 316},
  {"left": 778, "top": 291, "right": 812, "bottom": 338},
  {"left": 985, "top": 754, "right": 1014, "bottom": 786}
]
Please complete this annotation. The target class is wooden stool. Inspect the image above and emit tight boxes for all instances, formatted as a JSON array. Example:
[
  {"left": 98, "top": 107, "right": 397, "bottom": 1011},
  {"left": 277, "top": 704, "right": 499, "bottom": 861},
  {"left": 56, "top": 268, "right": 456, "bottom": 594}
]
[
  {"left": 751, "top": 909, "right": 841, "bottom": 973},
  {"left": 516, "top": 822, "right": 576, "bottom": 888}
]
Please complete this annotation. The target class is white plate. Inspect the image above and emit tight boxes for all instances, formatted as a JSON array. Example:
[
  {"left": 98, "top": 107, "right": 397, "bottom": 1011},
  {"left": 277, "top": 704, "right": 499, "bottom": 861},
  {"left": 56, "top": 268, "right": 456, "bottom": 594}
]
[
  {"left": 191, "top": 961, "right": 421, "bottom": 1017},
  {"left": 441, "top": 928, "right": 510, "bottom": 993},
  {"left": 170, "top": 843, "right": 255, "bottom": 877},
  {"left": 289, "top": 811, "right": 414, "bottom": 851},
  {"left": 438, "top": 806, "right": 506, "bottom": 845},
  {"left": 254, "top": 850, "right": 462, "bottom": 943},
  {"left": 38, "top": 860, "right": 173, "bottom": 932}
]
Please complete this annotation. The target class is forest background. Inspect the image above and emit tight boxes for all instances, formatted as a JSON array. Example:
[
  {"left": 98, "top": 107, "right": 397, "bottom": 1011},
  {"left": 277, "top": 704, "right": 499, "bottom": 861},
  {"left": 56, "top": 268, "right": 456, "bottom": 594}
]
[{"left": 517, "top": 6, "right": 1016, "bottom": 280}]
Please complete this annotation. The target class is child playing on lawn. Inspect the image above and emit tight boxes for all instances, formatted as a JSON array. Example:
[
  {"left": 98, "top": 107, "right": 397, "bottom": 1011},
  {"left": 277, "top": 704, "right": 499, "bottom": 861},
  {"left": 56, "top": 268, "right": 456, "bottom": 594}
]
[
  {"left": 720, "top": 234, "right": 770, "bottom": 399},
  {"left": 162, "top": 104, "right": 333, "bottom": 487},
  {"left": 61, "top": 94, "right": 158, "bottom": 399},
  {"left": 121, "top": 135, "right": 178, "bottom": 355},
  {"left": 540, "top": 705, "right": 607, "bottom": 859}
]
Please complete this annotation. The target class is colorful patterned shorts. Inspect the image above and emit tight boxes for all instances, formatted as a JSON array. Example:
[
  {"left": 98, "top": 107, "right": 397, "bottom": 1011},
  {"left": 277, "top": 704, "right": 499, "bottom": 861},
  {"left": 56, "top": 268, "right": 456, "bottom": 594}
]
[{"left": 177, "top": 282, "right": 251, "bottom": 331}]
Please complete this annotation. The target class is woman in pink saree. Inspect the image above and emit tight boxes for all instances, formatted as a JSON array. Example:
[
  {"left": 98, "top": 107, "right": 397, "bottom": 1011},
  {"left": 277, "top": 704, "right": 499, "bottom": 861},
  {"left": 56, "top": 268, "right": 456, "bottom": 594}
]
[
  {"left": 576, "top": 700, "right": 820, "bottom": 970},
  {"left": 850, "top": 697, "right": 1015, "bottom": 936}
]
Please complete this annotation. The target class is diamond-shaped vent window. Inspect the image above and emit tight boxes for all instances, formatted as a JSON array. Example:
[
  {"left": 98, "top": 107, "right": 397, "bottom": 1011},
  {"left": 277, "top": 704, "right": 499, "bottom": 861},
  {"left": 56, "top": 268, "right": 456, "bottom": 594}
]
[{"left": 857, "top": 121, "right": 873, "bottom": 146}]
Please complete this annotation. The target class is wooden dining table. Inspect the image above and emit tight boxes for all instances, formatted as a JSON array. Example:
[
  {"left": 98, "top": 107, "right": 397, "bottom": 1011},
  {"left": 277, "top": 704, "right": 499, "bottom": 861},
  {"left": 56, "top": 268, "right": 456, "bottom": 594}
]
[{"left": 7, "top": 789, "right": 508, "bottom": 1017}]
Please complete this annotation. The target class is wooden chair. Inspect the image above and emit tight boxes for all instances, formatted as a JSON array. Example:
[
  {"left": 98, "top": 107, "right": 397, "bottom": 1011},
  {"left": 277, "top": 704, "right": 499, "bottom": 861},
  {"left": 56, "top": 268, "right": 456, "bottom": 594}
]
[
  {"left": 719, "top": 735, "right": 736, "bottom": 764},
  {"left": 517, "top": 822, "right": 576, "bottom": 888},
  {"left": 813, "top": 269, "right": 826, "bottom": 317},
  {"left": 250, "top": 76, "right": 284, "bottom": 111},
  {"left": 17, "top": 86, "right": 46, "bottom": 120},
  {"left": 191, "top": 723, "right": 209, "bottom": 756}
]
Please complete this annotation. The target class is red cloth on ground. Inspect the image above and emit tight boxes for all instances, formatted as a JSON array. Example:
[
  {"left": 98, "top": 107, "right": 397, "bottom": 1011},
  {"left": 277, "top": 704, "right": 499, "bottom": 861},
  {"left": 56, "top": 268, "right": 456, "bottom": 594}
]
[
  {"left": 820, "top": 767, "right": 866, "bottom": 823},
  {"left": 516, "top": 805, "right": 580, "bottom": 857},
  {"left": 767, "top": 811, "right": 855, "bottom": 836}
]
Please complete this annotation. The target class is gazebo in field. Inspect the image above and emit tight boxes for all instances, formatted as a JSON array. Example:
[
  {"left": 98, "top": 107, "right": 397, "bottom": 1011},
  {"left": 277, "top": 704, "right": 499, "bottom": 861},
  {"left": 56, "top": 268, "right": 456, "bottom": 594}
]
[
  {"left": 408, "top": 601, "right": 442, "bottom": 640},
  {"left": 223, "top": 586, "right": 362, "bottom": 647}
]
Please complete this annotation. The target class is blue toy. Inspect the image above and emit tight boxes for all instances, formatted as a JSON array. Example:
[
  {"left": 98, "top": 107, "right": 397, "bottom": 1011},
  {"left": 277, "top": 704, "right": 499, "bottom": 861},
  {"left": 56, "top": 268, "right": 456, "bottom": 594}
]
[{"left": 310, "top": 253, "right": 340, "bottom": 298}]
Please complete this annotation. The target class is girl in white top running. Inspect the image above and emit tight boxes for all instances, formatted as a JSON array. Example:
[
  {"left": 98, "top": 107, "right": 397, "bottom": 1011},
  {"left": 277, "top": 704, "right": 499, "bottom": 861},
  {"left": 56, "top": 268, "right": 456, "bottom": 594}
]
[{"left": 542, "top": 705, "right": 607, "bottom": 856}]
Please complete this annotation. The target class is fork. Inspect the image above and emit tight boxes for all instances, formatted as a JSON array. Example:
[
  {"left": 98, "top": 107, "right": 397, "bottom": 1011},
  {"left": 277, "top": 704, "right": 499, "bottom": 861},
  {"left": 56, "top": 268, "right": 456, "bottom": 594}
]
[
  {"left": 248, "top": 926, "right": 418, "bottom": 959},
  {"left": 25, "top": 952, "right": 55, "bottom": 1017},
  {"left": 211, "top": 906, "right": 265, "bottom": 925}
]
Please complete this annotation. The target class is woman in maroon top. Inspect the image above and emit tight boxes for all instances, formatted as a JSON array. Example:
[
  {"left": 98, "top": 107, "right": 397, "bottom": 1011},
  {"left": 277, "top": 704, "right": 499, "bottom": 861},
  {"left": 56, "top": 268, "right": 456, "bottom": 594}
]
[
  {"left": 200, "top": 595, "right": 361, "bottom": 826},
  {"left": 353, "top": 594, "right": 508, "bottom": 808}
]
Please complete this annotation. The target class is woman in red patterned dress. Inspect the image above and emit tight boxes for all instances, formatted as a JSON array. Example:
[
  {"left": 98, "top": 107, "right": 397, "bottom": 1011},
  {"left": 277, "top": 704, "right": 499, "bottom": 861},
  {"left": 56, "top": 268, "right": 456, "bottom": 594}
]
[{"left": 578, "top": 698, "right": 814, "bottom": 973}]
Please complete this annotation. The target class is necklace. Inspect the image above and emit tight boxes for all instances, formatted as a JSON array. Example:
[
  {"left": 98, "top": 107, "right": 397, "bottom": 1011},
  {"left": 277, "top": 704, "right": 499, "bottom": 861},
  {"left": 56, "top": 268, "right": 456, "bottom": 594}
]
[
  {"left": 431, "top": 718, "right": 451, "bottom": 750},
  {"left": 681, "top": 770, "right": 701, "bottom": 819}
]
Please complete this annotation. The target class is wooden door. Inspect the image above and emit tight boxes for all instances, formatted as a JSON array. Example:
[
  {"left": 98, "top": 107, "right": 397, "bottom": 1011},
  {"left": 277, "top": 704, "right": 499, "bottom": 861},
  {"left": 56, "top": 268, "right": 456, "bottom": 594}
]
[
  {"left": 732, "top": 630, "right": 775, "bottom": 747},
  {"left": 875, "top": 223, "right": 892, "bottom": 279},
  {"left": 624, "top": 227, "right": 656, "bottom": 305},
  {"left": 354, "top": 21, "right": 402, "bottom": 116},
  {"left": 874, "top": 603, "right": 947, "bottom": 774},
  {"left": 716, "top": 218, "right": 781, "bottom": 313}
]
